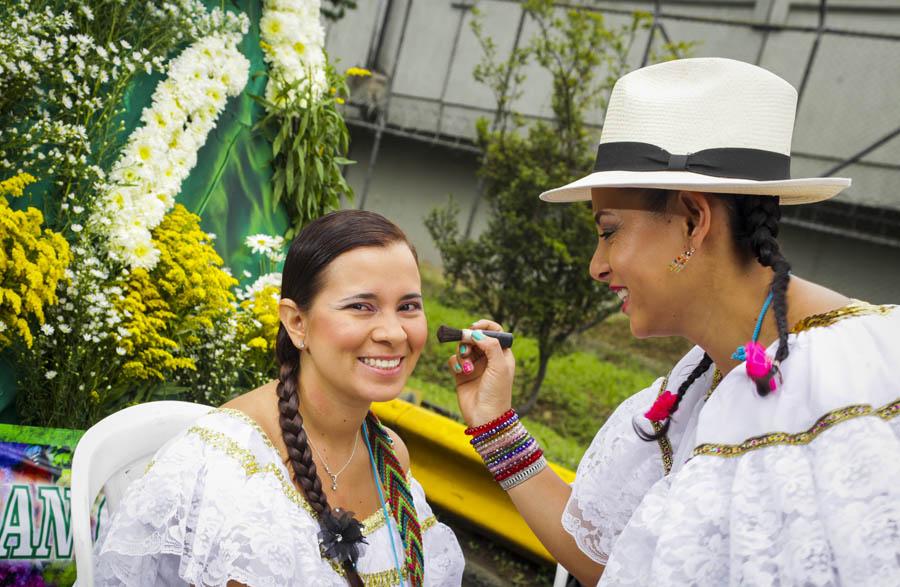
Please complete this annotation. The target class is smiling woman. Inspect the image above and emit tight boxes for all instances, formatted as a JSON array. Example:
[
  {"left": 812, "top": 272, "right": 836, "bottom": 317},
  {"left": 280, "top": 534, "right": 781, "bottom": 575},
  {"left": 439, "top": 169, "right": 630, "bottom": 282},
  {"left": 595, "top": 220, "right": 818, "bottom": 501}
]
[
  {"left": 283, "top": 240, "right": 428, "bottom": 406},
  {"left": 92, "top": 210, "right": 464, "bottom": 586}
]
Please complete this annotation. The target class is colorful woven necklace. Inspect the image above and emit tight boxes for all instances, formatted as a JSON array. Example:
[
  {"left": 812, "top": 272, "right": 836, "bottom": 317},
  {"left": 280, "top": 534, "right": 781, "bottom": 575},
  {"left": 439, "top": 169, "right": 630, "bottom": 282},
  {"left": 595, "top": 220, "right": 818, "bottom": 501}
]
[{"left": 363, "top": 413, "right": 424, "bottom": 587}]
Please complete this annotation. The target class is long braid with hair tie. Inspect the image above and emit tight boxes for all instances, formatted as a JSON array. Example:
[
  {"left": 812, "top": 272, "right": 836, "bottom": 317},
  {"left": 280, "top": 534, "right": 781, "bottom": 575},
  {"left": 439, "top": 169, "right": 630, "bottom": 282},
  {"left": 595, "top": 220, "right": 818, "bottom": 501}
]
[
  {"left": 274, "top": 327, "right": 365, "bottom": 586},
  {"left": 738, "top": 196, "right": 792, "bottom": 395},
  {"left": 634, "top": 194, "right": 793, "bottom": 442}
]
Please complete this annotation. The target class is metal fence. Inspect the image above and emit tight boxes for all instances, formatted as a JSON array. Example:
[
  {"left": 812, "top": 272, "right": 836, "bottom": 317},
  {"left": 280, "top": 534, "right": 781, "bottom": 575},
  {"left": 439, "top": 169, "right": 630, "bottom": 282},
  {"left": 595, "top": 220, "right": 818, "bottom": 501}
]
[{"left": 325, "top": 0, "right": 900, "bottom": 247}]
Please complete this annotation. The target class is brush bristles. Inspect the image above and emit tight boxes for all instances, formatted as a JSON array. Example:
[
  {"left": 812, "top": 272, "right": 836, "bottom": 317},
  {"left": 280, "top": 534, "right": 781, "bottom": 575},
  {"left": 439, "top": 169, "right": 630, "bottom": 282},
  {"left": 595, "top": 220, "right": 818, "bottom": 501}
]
[{"left": 436, "top": 325, "right": 463, "bottom": 343}]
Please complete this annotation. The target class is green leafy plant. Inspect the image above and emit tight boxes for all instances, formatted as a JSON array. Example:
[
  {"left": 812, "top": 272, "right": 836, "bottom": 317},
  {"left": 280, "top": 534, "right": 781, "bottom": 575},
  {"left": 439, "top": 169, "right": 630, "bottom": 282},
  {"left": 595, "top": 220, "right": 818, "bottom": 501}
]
[
  {"left": 322, "top": 0, "right": 358, "bottom": 21},
  {"left": 427, "top": 0, "right": 690, "bottom": 414},
  {"left": 253, "top": 61, "right": 354, "bottom": 238}
]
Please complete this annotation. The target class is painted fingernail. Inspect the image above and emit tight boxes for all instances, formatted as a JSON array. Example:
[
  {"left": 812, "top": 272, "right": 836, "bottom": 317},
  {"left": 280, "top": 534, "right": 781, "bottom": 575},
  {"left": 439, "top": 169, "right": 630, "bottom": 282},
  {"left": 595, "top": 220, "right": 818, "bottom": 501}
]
[
  {"left": 471, "top": 330, "right": 485, "bottom": 341},
  {"left": 462, "top": 360, "right": 474, "bottom": 374},
  {"left": 453, "top": 362, "right": 462, "bottom": 373},
  {"left": 459, "top": 344, "right": 468, "bottom": 354}
]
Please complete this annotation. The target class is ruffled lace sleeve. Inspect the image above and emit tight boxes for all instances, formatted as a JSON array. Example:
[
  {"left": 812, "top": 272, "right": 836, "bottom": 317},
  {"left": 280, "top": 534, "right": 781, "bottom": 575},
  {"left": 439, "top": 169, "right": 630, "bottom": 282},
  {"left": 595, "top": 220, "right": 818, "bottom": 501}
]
[
  {"left": 561, "top": 378, "right": 667, "bottom": 565},
  {"left": 408, "top": 474, "right": 465, "bottom": 586},
  {"left": 598, "top": 303, "right": 900, "bottom": 586},
  {"left": 93, "top": 414, "right": 326, "bottom": 586}
]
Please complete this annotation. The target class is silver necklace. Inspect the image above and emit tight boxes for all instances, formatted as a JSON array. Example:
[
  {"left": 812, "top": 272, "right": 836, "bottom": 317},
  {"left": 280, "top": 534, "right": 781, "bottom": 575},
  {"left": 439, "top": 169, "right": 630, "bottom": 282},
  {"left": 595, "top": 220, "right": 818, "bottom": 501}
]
[{"left": 308, "top": 430, "right": 360, "bottom": 491}]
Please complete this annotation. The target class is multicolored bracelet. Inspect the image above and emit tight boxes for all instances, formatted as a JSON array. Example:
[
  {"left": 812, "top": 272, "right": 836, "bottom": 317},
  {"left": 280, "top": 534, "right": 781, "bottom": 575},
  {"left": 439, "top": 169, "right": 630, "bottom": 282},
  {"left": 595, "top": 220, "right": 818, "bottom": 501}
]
[{"left": 465, "top": 410, "right": 546, "bottom": 491}]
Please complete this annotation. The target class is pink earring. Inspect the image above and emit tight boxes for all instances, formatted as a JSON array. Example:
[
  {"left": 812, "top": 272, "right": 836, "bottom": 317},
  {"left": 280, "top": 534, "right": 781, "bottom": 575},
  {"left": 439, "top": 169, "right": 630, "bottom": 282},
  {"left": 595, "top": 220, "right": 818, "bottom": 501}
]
[{"left": 669, "top": 246, "right": 695, "bottom": 273}]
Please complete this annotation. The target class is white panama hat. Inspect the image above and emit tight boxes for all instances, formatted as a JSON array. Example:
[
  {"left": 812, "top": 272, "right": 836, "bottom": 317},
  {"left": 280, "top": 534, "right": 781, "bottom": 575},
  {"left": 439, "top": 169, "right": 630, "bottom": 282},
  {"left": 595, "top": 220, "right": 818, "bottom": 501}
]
[{"left": 540, "top": 58, "right": 851, "bottom": 205}]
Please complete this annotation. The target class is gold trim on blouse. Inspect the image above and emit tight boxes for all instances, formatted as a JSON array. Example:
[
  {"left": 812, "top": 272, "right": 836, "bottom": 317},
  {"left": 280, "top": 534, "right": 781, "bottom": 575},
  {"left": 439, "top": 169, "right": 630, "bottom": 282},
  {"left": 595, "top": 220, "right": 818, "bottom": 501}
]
[
  {"left": 199, "top": 409, "right": 388, "bottom": 534},
  {"left": 649, "top": 301, "right": 895, "bottom": 473},
  {"left": 650, "top": 374, "right": 675, "bottom": 476},
  {"left": 704, "top": 369, "right": 724, "bottom": 402},
  {"left": 789, "top": 301, "right": 894, "bottom": 334},
  {"left": 692, "top": 398, "right": 900, "bottom": 458},
  {"left": 198, "top": 409, "right": 444, "bottom": 586},
  {"left": 653, "top": 369, "right": 723, "bottom": 475}
]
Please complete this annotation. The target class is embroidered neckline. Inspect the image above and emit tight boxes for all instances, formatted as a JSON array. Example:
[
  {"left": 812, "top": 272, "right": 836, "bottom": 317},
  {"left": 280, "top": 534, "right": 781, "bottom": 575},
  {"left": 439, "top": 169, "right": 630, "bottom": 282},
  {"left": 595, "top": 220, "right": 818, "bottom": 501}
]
[
  {"left": 692, "top": 397, "right": 900, "bottom": 458},
  {"left": 211, "top": 408, "right": 387, "bottom": 534},
  {"left": 188, "top": 424, "right": 439, "bottom": 584},
  {"left": 650, "top": 374, "right": 674, "bottom": 475},
  {"left": 789, "top": 300, "right": 894, "bottom": 334},
  {"left": 704, "top": 369, "right": 724, "bottom": 402}
]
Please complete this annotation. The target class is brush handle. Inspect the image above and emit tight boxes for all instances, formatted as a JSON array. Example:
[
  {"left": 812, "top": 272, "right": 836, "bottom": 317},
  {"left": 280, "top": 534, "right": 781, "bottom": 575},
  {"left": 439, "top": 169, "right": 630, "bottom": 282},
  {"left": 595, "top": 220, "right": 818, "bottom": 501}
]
[{"left": 465, "top": 329, "right": 514, "bottom": 349}]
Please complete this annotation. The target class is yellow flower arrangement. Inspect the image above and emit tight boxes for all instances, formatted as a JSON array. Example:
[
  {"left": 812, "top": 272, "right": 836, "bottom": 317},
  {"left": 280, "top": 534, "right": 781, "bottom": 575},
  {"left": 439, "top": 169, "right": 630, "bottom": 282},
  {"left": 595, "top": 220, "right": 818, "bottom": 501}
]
[
  {"left": 240, "top": 282, "right": 280, "bottom": 352},
  {"left": 114, "top": 265, "right": 190, "bottom": 381},
  {"left": 114, "top": 205, "right": 238, "bottom": 380},
  {"left": 0, "top": 173, "right": 71, "bottom": 349},
  {"left": 345, "top": 67, "right": 372, "bottom": 77},
  {"left": 235, "top": 280, "right": 281, "bottom": 382},
  {"left": 151, "top": 204, "right": 237, "bottom": 342},
  {"left": 0, "top": 174, "right": 36, "bottom": 198}
]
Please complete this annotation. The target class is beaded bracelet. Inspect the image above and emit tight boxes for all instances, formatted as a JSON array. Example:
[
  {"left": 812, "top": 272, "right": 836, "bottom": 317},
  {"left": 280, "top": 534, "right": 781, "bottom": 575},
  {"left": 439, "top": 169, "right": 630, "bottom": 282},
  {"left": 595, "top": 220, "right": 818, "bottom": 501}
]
[
  {"left": 478, "top": 425, "right": 521, "bottom": 455},
  {"left": 470, "top": 413, "right": 519, "bottom": 444},
  {"left": 465, "top": 410, "right": 546, "bottom": 491},
  {"left": 465, "top": 409, "right": 517, "bottom": 436},
  {"left": 499, "top": 456, "right": 547, "bottom": 491}
]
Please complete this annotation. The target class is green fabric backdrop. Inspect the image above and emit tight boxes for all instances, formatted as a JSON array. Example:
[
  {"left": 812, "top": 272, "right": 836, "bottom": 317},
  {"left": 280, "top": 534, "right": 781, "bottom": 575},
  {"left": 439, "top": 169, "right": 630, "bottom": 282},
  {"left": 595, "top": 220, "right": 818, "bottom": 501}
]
[
  {"left": 0, "top": 0, "right": 285, "bottom": 422},
  {"left": 181, "top": 0, "right": 287, "bottom": 280}
]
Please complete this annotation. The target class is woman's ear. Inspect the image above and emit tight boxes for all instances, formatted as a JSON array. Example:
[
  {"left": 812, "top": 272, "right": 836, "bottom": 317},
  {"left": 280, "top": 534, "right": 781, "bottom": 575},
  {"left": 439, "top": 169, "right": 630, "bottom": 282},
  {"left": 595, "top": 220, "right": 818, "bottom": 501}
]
[
  {"left": 674, "top": 191, "right": 713, "bottom": 248},
  {"left": 278, "top": 299, "right": 307, "bottom": 349}
]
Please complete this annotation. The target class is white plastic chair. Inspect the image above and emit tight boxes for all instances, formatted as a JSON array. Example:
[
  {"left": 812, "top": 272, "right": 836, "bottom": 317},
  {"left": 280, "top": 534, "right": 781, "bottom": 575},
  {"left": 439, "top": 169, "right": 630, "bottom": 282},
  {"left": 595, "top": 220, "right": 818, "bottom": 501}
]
[
  {"left": 553, "top": 562, "right": 572, "bottom": 586},
  {"left": 70, "top": 400, "right": 211, "bottom": 586}
]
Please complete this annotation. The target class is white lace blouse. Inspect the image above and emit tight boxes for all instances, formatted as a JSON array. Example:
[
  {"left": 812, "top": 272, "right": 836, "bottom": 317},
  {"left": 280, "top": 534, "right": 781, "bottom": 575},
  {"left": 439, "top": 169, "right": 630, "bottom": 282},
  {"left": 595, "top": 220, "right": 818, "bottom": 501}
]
[
  {"left": 93, "top": 409, "right": 464, "bottom": 586},
  {"left": 563, "top": 302, "right": 900, "bottom": 586}
]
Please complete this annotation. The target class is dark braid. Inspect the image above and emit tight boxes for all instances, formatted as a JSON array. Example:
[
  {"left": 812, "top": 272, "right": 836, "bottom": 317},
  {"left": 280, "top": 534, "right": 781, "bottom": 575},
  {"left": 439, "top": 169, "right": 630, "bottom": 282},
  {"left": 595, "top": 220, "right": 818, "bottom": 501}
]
[
  {"left": 632, "top": 192, "right": 792, "bottom": 441},
  {"left": 634, "top": 353, "right": 714, "bottom": 441},
  {"left": 729, "top": 195, "right": 792, "bottom": 396},
  {"left": 272, "top": 209, "right": 416, "bottom": 584},
  {"left": 275, "top": 327, "right": 330, "bottom": 515},
  {"left": 275, "top": 326, "right": 363, "bottom": 586}
]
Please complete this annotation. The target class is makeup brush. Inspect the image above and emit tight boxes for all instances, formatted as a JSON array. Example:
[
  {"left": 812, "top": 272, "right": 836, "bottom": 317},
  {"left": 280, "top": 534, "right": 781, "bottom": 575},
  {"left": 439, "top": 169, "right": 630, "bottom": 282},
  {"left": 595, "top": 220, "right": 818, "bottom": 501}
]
[{"left": 436, "top": 325, "right": 514, "bottom": 349}]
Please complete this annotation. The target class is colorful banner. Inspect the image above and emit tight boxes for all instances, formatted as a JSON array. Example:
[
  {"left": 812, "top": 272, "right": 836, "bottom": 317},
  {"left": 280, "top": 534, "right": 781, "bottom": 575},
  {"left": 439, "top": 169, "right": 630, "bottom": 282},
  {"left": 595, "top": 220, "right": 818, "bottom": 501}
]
[{"left": 0, "top": 424, "right": 100, "bottom": 587}]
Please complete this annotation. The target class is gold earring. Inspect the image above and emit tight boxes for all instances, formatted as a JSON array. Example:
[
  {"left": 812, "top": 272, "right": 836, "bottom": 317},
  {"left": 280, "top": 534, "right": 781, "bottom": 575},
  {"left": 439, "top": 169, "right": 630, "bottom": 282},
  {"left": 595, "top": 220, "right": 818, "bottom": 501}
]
[{"left": 669, "top": 246, "right": 695, "bottom": 273}]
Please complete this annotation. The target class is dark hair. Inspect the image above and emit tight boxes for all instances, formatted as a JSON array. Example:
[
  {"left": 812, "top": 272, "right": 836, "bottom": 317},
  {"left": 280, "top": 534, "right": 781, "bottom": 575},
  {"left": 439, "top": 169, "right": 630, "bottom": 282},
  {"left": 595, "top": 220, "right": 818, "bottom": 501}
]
[
  {"left": 634, "top": 191, "right": 790, "bottom": 441},
  {"left": 274, "top": 210, "right": 415, "bottom": 583}
]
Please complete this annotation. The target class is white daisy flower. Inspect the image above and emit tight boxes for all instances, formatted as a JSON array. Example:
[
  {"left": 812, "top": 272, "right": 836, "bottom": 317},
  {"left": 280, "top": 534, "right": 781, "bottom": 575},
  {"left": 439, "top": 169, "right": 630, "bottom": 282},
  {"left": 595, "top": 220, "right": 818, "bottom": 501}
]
[{"left": 246, "top": 234, "right": 275, "bottom": 255}]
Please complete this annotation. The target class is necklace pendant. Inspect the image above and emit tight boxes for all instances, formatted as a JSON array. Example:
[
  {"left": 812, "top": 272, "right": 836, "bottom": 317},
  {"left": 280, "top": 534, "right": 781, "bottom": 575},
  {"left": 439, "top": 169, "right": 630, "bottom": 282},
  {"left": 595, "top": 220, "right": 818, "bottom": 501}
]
[{"left": 330, "top": 475, "right": 338, "bottom": 491}]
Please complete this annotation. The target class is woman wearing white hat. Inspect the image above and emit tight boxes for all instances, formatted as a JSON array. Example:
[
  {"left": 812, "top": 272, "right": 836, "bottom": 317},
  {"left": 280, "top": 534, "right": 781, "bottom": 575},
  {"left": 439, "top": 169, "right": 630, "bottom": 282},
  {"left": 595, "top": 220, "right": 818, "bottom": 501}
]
[{"left": 446, "top": 58, "right": 900, "bottom": 585}]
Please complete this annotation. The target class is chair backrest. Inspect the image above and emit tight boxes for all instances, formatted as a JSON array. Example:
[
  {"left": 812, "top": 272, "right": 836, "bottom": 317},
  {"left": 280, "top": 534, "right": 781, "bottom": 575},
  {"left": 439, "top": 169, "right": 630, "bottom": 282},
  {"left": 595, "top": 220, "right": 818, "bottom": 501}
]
[{"left": 70, "top": 401, "right": 211, "bottom": 586}]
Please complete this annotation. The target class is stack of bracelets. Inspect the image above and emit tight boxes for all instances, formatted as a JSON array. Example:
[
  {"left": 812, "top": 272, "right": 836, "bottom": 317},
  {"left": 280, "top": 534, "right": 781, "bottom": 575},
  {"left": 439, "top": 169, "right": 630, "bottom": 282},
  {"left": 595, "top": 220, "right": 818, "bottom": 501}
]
[{"left": 465, "top": 409, "right": 547, "bottom": 491}]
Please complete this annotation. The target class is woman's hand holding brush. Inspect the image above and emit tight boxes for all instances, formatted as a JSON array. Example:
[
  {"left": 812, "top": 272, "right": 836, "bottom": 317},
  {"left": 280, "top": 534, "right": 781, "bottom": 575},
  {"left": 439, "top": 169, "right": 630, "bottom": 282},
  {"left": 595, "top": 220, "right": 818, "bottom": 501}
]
[{"left": 441, "top": 320, "right": 516, "bottom": 428}]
